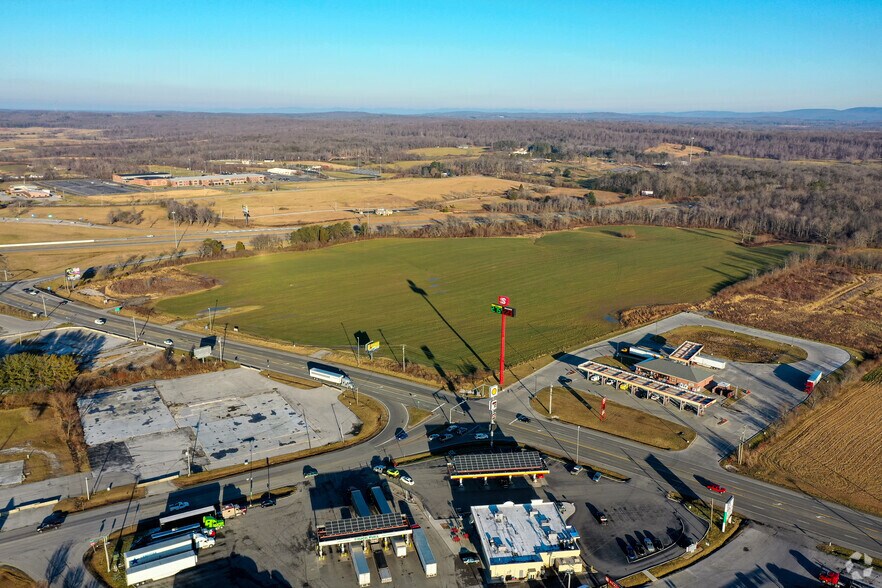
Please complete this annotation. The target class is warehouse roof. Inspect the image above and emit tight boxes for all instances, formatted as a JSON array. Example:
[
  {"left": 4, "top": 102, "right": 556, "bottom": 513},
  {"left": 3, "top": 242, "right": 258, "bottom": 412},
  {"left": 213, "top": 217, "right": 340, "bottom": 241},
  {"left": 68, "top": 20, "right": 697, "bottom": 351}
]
[
  {"left": 171, "top": 173, "right": 265, "bottom": 182},
  {"left": 637, "top": 358, "right": 714, "bottom": 383}
]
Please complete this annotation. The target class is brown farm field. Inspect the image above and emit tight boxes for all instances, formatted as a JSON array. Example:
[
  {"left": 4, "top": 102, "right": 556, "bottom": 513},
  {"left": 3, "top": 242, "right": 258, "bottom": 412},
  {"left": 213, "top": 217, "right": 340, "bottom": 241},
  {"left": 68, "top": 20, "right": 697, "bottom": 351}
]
[
  {"left": 743, "top": 368, "right": 882, "bottom": 516},
  {"left": 700, "top": 262, "right": 882, "bottom": 354}
]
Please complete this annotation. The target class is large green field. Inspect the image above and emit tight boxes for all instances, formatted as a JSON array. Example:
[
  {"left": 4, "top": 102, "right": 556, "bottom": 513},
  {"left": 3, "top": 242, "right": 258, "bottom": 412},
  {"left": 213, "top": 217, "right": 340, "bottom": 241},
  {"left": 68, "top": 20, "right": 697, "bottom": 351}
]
[{"left": 158, "top": 227, "right": 801, "bottom": 374}]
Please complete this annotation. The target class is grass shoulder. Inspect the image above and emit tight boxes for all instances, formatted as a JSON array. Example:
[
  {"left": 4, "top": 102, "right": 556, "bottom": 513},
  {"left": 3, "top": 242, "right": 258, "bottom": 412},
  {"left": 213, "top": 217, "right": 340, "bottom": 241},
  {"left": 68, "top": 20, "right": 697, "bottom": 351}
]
[
  {"left": 406, "top": 405, "right": 433, "bottom": 428},
  {"left": 530, "top": 386, "right": 696, "bottom": 451},
  {"left": 659, "top": 325, "right": 807, "bottom": 363}
]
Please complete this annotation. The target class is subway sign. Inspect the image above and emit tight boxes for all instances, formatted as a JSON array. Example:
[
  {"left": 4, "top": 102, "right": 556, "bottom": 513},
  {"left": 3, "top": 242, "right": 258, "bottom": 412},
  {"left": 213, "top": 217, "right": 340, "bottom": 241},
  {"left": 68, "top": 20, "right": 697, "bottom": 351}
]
[{"left": 490, "top": 304, "right": 516, "bottom": 317}]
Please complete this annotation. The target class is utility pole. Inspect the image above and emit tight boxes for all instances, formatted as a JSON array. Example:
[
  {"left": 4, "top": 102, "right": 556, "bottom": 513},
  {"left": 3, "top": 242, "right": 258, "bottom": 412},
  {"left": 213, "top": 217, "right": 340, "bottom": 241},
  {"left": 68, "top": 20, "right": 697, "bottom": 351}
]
[
  {"left": 689, "top": 136, "right": 695, "bottom": 164},
  {"left": 171, "top": 211, "right": 178, "bottom": 248},
  {"left": 186, "top": 448, "right": 192, "bottom": 476},
  {"left": 401, "top": 344, "right": 406, "bottom": 370},
  {"left": 103, "top": 535, "right": 110, "bottom": 572},
  {"left": 575, "top": 425, "right": 581, "bottom": 465},
  {"left": 40, "top": 294, "right": 47, "bottom": 318},
  {"left": 132, "top": 315, "right": 138, "bottom": 342},
  {"left": 738, "top": 426, "right": 747, "bottom": 466},
  {"left": 84, "top": 476, "right": 91, "bottom": 500},
  {"left": 549, "top": 383, "right": 554, "bottom": 415}
]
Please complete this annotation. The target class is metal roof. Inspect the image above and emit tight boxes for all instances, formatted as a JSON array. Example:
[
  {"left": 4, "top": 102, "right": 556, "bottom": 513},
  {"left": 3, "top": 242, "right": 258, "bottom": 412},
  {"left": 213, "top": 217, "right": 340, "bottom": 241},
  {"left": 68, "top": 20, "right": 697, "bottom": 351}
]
[
  {"left": 637, "top": 358, "right": 714, "bottom": 383},
  {"left": 170, "top": 173, "right": 265, "bottom": 182},
  {"left": 669, "top": 341, "right": 704, "bottom": 362},
  {"left": 577, "top": 360, "right": 717, "bottom": 408},
  {"left": 451, "top": 451, "right": 547, "bottom": 476},
  {"left": 318, "top": 513, "right": 408, "bottom": 539}
]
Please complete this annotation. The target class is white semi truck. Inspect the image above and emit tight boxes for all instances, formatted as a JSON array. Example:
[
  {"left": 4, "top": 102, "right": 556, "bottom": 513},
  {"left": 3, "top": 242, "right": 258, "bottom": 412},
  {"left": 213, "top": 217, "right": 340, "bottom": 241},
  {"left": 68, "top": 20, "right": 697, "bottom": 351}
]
[{"left": 309, "top": 366, "right": 354, "bottom": 389}]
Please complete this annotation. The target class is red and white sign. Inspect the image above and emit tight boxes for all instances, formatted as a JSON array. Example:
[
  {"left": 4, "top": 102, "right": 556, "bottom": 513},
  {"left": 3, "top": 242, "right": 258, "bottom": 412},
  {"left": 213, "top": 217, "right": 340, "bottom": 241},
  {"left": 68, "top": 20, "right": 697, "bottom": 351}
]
[
  {"left": 605, "top": 577, "right": 622, "bottom": 588},
  {"left": 498, "top": 295, "right": 509, "bottom": 305},
  {"left": 489, "top": 399, "right": 498, "bottom": 412},
  {"left": 600, "top": 397, "right": 607, "bottom": 421}
]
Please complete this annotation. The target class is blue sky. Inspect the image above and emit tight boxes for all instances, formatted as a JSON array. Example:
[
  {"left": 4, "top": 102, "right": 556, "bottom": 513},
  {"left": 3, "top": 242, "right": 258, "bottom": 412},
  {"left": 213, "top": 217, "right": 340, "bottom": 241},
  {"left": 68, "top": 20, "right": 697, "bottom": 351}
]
[{"left": 2, "top": 0, "right": 880, "bottom": 112}]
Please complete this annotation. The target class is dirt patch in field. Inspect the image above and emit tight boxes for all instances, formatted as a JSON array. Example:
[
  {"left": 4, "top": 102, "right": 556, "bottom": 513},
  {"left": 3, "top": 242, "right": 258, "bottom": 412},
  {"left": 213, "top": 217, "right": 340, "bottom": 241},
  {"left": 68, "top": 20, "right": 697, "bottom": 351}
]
[
  {"left": 105, "top": 268, "right": 218, "bottom": 299},
  {"left": 740, "top": 366, "right": 882, "bottom": 516},
  {"left": 0, "top": 565, "right": 37, "bottom": 588},
  {"left": 699, "top": 263, "right": 882, "bottom": 354}
]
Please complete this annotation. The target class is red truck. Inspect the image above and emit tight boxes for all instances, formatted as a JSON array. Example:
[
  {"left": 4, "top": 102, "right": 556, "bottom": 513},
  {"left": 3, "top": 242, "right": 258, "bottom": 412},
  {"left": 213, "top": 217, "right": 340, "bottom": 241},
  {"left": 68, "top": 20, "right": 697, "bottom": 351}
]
[
  {"left": 805, "top": 370, "right": 823, "bottom": 394},
  {"left": 819, "top": 570, "right": 855, "bottom": 587}
]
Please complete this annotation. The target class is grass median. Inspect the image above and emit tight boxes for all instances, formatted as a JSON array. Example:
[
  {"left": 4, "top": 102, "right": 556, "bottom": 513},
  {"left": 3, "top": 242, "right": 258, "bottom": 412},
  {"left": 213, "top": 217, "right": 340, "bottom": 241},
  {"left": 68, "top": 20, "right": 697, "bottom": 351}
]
[{"left": 530, "top": 387, "right": 696, "bottom": 451}]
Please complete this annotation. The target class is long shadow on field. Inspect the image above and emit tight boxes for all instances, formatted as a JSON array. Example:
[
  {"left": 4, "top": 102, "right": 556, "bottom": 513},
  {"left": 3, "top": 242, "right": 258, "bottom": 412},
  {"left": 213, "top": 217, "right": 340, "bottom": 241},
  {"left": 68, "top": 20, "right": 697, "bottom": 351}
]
[
  {"left": 421, "top": 345, "right": 454, "bottom": 391},
  {"left": 407, "top": 279, "right": 491, "bottom": 372}
]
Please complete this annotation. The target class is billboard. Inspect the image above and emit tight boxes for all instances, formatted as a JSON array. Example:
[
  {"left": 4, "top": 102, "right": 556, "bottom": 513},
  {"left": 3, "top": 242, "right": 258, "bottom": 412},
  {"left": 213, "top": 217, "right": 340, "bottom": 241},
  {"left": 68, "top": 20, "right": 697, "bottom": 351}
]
[
  {"left": 365, "top": 340, "right": 380, "bottom": 352},
  {"left": 65, "top": 267, "right": 82, "bottom": 279},
  {"left": 193, "top": 346, "right": 212, "bottom": 360}
]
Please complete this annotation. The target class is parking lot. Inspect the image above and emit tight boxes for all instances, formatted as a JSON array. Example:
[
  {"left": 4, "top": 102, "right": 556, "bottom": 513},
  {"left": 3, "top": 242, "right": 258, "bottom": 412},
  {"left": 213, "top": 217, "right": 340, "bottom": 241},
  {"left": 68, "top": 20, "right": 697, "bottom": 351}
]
[
  {"left": 78, "top": 368, "right": 361, "bottom": 480},
  {"left": 39, "top": 179, "right": 145, "bottom": 196}
]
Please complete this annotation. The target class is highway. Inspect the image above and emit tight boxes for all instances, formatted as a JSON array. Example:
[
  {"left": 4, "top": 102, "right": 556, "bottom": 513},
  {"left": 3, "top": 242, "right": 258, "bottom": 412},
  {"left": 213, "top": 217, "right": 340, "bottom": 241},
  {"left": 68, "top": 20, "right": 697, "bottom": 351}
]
[{"left": 0, "top": 281, "right": 880, "bottom": 581}]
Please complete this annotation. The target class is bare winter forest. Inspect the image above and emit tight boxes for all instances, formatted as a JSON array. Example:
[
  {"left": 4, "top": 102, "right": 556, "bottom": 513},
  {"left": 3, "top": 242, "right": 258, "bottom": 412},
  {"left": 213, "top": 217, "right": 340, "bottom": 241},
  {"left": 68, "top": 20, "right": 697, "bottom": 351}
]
[{"left": 2, "top": 110, "right": 882, "bottom": 247}]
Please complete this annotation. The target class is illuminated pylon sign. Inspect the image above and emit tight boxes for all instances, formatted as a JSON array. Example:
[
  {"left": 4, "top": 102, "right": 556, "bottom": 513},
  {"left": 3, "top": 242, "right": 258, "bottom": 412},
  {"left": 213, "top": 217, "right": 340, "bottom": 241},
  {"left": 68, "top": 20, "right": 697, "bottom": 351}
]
[
  {"left": 490, "top": 304, "right": 516, "bottom": 317},
  {"left": 491, "top": 296, "right": 516, "bottom": 389}
]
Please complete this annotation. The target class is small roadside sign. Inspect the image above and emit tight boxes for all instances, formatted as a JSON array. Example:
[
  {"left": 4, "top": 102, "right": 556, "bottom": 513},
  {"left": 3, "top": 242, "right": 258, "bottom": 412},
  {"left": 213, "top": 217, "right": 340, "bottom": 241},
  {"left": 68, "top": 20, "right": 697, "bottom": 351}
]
[
  {"left": 489, "top": 385, "right": 499, "bottom": 397},
  {"left": 489, "top": 399, "right": 497, "bottom": 411}
]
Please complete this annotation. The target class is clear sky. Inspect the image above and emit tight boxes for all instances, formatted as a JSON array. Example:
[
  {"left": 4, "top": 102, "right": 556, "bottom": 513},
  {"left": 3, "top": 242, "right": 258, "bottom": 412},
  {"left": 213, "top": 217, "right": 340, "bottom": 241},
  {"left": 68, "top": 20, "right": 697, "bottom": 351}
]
[{"left": 2, "top": 0, "right": 880, "bottom": 112}]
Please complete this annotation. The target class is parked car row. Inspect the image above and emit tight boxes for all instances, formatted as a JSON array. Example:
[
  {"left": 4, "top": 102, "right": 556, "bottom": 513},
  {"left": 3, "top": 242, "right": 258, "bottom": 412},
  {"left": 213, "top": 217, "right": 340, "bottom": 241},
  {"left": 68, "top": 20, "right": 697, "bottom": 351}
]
[
  {"left": 427, "top": 424, "right": 489, "bottom": 443},
  {"left": 625, "top": 535, "right": 664, "bottom": 561}
]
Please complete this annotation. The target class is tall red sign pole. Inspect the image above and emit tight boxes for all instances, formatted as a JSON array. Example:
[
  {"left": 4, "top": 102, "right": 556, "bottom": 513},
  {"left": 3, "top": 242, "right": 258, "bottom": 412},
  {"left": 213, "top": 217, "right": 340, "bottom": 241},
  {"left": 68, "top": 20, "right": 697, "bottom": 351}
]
[
  {"left": 498, "top": 295, "right": 509, "bottom": 387},
  {"left": 491, "top": 297, "right": 515, "bottom": 387}
]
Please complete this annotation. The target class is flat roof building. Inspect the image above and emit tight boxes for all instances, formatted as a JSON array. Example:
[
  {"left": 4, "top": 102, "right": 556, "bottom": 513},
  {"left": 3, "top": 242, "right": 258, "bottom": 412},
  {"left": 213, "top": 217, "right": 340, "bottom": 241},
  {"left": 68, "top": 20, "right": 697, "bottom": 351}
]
[
  {"left": 635, "top": 357, "right": 714, "bottom": 391},
  {"left": 167, "top": 173, "right": 265, "bottom": 187},
  {"left": 471, "top": 500, "right": 581, "bottom": 583}
]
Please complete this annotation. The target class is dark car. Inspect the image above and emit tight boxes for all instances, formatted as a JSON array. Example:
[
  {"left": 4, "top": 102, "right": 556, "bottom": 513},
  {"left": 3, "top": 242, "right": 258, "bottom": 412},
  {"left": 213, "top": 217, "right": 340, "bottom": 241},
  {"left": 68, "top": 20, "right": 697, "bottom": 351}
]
[
  {"left": 37, "top": 511, "right": 67, "bottom": 533},
  {"left": 625, "top": 545, "right": 636, "bottom": 561},
  {"left": 515, "top": 413, "right": 530, "bottom": 423},
  {"left": 395, "top": 429, "right": 409, "bottom": 440},
  {"left": 635, "top": 541, "right": 646, "bottom": 557},
  {"left": 653, "top": 538, "right": 663, "bottom": 551},
  {"left": 260, "top": 496, "right": 277, "bottom": 508}
]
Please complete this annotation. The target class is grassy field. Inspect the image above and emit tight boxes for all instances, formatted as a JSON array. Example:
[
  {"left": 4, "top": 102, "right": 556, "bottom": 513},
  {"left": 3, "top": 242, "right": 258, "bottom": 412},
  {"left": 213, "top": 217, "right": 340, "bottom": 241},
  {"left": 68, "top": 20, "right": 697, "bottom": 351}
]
[
  {"left": 156, "top": 226, "right": 799, "bottom": 375},
  {"left": 0, "top": 406, "right": 79, "bottom": 483},
  {"left": 658, "top": 325, "right": 808, "bottom": 363},
  {"left": 530, "top": 386, "right": 696, "bottom": 450},
  {"left": 741, "top": 366, "right": 882, "bottom": 516}
]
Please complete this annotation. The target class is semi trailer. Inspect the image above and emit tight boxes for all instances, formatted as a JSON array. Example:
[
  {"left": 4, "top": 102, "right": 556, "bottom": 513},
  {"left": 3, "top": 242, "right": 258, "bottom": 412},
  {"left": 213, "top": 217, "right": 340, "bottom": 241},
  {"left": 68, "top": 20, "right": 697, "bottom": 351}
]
[{"left": 309, "top": 366, "right": 354, "bottom": 389}]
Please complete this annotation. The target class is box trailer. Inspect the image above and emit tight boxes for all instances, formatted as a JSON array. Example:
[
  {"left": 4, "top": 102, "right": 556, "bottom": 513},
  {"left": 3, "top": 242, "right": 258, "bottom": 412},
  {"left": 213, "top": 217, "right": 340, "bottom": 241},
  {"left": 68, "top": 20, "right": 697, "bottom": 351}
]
[
  {"left": 351, "top": 489, "right": 372, "bottom": 518},
  {"left": 309, "top": 366, "right": 354, "bottom": 389},
  {"left": 370, "top": 486, "right": 393, "bottom": 515},
  {"left": 125, "top": 550, "right": 197, "bottom": 586},
  {"left": 373, "top": 549, "right": 392, "bottom": 584},
  {"left": 411, "top": 526, "right": 437, "bottom": 577},
  {"left": 351, "top": 545, "right": 371, "bottom": 586},
  {"left": 620, "top": 346, "right": 662, "bottom": 360},
  {"left": 124, "top": 535, "right": 193, "bottom": 569},
  {"left": 392, "top": 537, "right": 407, "bottom": 558},
  {"left": 805, "top": 370, "right": 823, "bottom": 394},
  {"left": 693, "top": 354, "right": 727, "bottom": 370}
]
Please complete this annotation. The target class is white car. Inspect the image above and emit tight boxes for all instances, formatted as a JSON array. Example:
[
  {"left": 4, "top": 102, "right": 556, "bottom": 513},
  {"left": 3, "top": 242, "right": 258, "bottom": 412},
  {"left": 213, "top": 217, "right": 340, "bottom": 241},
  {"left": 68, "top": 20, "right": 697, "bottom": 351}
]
[
  {"left": 570, "top": 465, "right": 583, "bottom": 475},
  {"left": 400, "top": 475, "right": 415, "bottom": 486},
  {"left": 163, "top": 339, "right": 174, "bottom": 346},
  {"left": 589, "top": 374, "right": 601, "bottom": 382},
  {"left": 94, "top": 318, "right": 106, "bottom": 325},
  {"left": 474, "top": 433, "right": 489, "bottom": 440},
  {"left": 168, "top": 501, "right": 189, "bottom": 512}
]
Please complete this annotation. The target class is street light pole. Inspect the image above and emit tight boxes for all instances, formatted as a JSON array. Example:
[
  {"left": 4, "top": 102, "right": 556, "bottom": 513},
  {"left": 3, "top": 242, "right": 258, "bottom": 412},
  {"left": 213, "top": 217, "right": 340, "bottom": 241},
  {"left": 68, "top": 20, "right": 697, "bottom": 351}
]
[
  {"left": 575, "top": 425, "right": 581, "bottom": 465},
  {"left": 171, "top": 211, "right": 178, "bottom": 248},
  {"left": 40, "top": 294, "right": 47, "bottom": 318}
]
